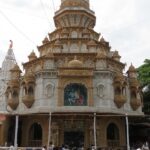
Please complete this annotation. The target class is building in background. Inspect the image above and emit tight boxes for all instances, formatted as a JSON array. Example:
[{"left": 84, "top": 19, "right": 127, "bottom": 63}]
[
  {"left": 0, "top": 0, "right": 143, "bottom": 149},
  {"left": 0, "top": 41, "right": 16, "bottom": 146}
]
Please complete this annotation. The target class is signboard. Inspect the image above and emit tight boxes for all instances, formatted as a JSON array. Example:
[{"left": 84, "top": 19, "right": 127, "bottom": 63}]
[
  {"left": 0, "top": 114, "right": 6, "bottom": 121},
  {"left": 64, "top": 83, "right": 87, "bottom": 106}
]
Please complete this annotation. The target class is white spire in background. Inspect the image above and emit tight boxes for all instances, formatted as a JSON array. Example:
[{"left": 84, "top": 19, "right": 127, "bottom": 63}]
[{"left": 0, "top": 40, "right": 16, "bottom": 80}]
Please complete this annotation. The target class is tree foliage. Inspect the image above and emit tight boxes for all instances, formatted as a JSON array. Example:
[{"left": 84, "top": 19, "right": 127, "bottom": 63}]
[
  {"left": 137, "top": 59, "right": 150, "bottom": 86},
  {"left": 137, "top": 59, "right": 150, "bottom": 113}
]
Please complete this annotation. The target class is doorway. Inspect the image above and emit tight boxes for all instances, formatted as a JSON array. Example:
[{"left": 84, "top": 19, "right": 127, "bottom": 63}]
[{"left": 64, "top": 131, "right": 84, "bottom": 148}]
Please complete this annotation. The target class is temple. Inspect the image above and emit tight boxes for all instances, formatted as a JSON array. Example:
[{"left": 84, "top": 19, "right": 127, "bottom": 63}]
[{"left": 0, "top": 0, "right": 143, "bottom": 149}]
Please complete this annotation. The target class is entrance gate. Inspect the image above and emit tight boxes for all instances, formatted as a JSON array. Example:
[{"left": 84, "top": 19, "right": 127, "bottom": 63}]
[
  {"left": 63, "top": 120, "right": 85, "bottom": 148},
  {"left": 64, "top": 131, "right": 84, "bottom": 148}
]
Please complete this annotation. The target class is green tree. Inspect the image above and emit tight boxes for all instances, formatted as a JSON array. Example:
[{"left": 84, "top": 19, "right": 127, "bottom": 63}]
[
  {"left": 137, "top": 59, "right": 150, "bottom": 86},
  {"left": 137, "top": 59, "right": 150, "bottom": 114}
]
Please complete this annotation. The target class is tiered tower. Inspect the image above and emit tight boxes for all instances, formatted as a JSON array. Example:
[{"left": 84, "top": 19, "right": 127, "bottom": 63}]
[
  {"left": 1, "top": 0, "right": 143, "bottom": 148},
  {"left": 0, "top": 41, "right": 16, "bottom": 111}
]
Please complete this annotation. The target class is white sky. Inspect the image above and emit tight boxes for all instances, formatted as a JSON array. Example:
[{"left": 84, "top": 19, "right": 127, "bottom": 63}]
[{"left": 0, "top": 0, "right": 150, "bottom": 71}]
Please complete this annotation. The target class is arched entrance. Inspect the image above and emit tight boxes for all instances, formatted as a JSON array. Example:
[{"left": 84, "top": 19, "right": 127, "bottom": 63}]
[
  {"left": 29, "top": 123, "right": 42, "bottom": 147},
  {"left": 107, "top": 123, "right": 119, "bottom": 147},
  {"left": 7, "top": 124, "right": 15, "bottom": 146},
  {"left": 64, "top": 120, "right": 85, "bottom": 149},
  {"left": 7, "top": 117, "right": 22, "bottom": 146}
]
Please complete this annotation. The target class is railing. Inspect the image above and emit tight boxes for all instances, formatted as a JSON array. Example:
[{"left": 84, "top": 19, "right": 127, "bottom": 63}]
[
  {"left": 107, "top": 140, "right": 120, "bottom": 147},
  {"left": 97, "top": 146, "right": 127, "bottom": 150},
  {"left": 0, "top": 146, "right": 127, "bottom": 150},
  {"left": 0, "top": 147, "right": 42, "bottom": 150},
  {"left": 28, "top": 140, "right": 42, "bottom": 147}
]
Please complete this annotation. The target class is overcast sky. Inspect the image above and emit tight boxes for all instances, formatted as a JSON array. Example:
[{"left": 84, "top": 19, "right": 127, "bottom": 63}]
[{"left": 0, "top": 0, "right": 150, "bottom": 71}]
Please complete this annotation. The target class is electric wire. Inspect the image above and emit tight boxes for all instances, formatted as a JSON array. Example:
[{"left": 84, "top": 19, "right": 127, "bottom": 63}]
[
  {"left": 0, "top": 5, "right": 48, "bottom": 20},
  {"left": 0, "top": 9, "right": 36, "bottom": 46},
  {"left": 40, "top": 0, "right": 50, "bottom": 25}
]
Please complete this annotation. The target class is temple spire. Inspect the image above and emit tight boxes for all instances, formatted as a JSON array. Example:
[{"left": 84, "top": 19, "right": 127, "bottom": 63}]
[
  {"left": 0, "top": 40, "right": 16, "bottom": 80},
  {"left": 5, "top": 40, "right": 16, "bottom": 61},
  {"left": 54, "top": 0, "right": 95, "bottom": 29}
]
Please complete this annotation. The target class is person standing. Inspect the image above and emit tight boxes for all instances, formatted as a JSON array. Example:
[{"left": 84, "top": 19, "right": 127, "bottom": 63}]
[
  {"left": 42, "top": 145, "right": 47, "bottom": 150},
  {"left": 142, "top": 141, "right": 149, "bottom": 150}
]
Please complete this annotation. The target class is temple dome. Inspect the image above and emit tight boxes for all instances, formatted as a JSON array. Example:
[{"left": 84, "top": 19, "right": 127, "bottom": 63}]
[{"left": 68, "top": 56, "right": 83, "bottom": 68}]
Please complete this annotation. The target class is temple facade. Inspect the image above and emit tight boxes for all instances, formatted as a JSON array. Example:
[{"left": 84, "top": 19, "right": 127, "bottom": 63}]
[{"left": 0, "top": 0, "right": 143, "bottom": 149}]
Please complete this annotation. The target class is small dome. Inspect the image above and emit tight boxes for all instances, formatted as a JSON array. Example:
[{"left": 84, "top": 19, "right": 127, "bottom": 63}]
[
  {"left": 128, "top": 64, "right": 136, "bottom": 72},
  {"left": 28, "top": 51, "right": 37, "bottom": 61},
  {"left": 68, "top": 56, "right": 83, "bottom": 68},
  {"left": 42, "top": 37, "right": 49, "bottom": 44},
  {"left": 112, "top": 51, "right": 121, "bottom": 61},
  {"left": 100, "top": 37, "right": 105, "bottom": 42},
  {"left": 113, "top": 51, "right": 120, "bottom": 57}
]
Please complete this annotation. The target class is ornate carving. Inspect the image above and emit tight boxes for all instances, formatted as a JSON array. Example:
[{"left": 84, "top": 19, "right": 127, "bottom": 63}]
[
  {"left": 97, "top": 84, "right": 105, "bottom": 98},
  {"left": 61, "top": 0, "right": 89, "bottom": 9},
  {"left": 130, "top": 98, "right": 141, "bottom": 110},
  {"left": 22, "top": 95, "right": 35, "bottom": 108},
  {"left": 114, "top": 95, "right": 126, "bottom": 108},
  {"left": 7, "top": 98, "right": 19, "bottom": 110},
  {"left": 45, "top": 83, "right": 55, "bottom": 98}
]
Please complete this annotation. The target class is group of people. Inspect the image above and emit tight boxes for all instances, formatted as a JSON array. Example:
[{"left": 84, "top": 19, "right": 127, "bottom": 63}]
[
  {"left": 136, "top": 141, "right": 149, "bottom": 150},
  {"left": 42, "top": 144, "right": 97, "bottom": 150}
]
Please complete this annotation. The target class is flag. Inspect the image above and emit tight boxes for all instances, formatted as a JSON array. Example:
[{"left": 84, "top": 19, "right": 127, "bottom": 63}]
[{"left": 9, "top": 40, "right": 13, "bottom": 49}]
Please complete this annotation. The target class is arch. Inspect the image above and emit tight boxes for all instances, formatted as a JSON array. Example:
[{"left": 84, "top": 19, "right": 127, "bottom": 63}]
[
  {"left": 23, "top": 86, "right": 27, "bottom": 96},
  {"left": 81, "top": 43, "right": 87, "bottom": 52},
  {"left": 28, "top": 86, "right": 34, "bottom": 96},
  {"left": 64, "top": 83, "right": 87, "bottom": 106},
  {"left": 28, "top": 123, "right": 42, "bottom": 147},
  {"left": 97, "top": 84, "right": 104, "bottom": 98},
  {"left": 70, "top": 43, "right": 78, "bottom": 52},
  {"left": 71, "top": 31, "right": 78, "bottom": 38},
  {"left": 107, "top": 123, "right": 119, "bottom": 147},
  {"left": 131, "top": 91, "right": 136, "bottom": 99},
  {"left": 45, "top": 83, "right": 54, "bottom": 98},
  {"left": 115, "top": 87, "right": 121, "bottom": 95},
  {"left": 12, "top": 90, "right": 18, "bottom": 99}
]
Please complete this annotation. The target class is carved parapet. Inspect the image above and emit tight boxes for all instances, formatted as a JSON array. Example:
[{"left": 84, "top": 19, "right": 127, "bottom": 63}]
[
  {"left": 7, "top": 98, "right": 19, "bottom": 110},
  {"left": 129, "top": 78, "right": 139, "bottom": 88},
  {"left": 8, "top": 79, "right": 20, "bottom": 88},
  {"left": 130, "top": 98, "right": 141, "bottom": 110},
  {"left": 114, "top": 73, "right": 125, "bottom": 84},
  {"left": 23, "top": 74, "right": 35, "bottom": 84},
  {"left": 22, "top": 95, "right": 34, "bottom": 108},
  {"left": 114, "top": 95, "right": 126, "bottom": 108}
]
